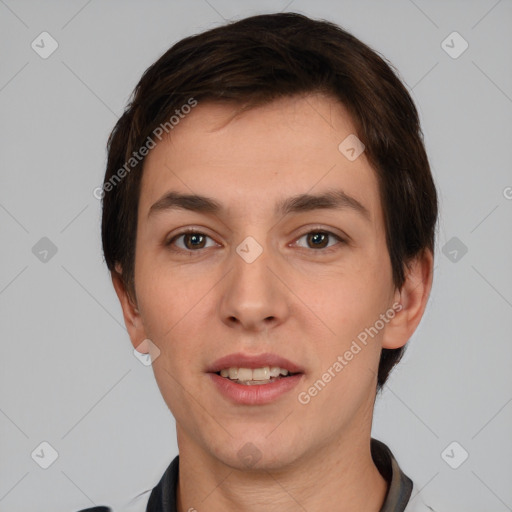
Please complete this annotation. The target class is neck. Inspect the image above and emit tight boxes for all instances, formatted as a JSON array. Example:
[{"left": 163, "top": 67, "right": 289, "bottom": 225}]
[{"left": 175, "top": 423, "right": 388, "bottom": 512}]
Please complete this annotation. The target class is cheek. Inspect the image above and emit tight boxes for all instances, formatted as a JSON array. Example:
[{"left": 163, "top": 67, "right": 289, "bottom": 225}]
[
  {"left": 134, "top": 252, "right": 209, "bottom": 338},
  {"left": 297, "top": 255, "right": 392, "bottom": 365},
  {"left": 305, "top": 260, "right": 389, "bottom": 323}
]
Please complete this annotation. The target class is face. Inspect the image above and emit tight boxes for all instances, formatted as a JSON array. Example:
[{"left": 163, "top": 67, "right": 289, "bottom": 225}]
[{"left": 122, "top": 93, "right": 406, "bottom": 470}]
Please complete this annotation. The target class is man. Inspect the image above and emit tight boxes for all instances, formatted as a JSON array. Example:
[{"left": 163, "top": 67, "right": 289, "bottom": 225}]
[{"left": 83, "top": 12, "right": 438, "bottom": 512}]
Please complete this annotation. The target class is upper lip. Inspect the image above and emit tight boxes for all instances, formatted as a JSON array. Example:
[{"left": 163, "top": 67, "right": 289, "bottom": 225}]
[{"left": 206, "top": 352, "right": 305, "bottom": 374}]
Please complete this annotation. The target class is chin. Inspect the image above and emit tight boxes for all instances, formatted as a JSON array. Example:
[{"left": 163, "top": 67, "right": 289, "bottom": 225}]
[{"left": 209, "top": 430, "right": 304, "bottom": 472}]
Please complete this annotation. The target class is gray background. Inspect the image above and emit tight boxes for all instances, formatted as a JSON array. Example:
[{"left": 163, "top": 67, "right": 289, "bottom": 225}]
[{"left": 1, "top": 0, "right": 511, "bottom": 510}]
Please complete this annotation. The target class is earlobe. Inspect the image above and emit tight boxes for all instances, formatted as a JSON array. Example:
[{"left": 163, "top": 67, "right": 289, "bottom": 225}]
[
  {"left": 381, "top": 249, "right": 434, "bottom": 350},
  {"left": 111, "top": 267, "right": 149, "bottom": 351}
]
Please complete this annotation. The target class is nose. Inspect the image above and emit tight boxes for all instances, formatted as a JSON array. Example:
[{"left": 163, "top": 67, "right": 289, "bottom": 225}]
[{"left": 219, "top": 240, "right": 290, "bottom": 333}]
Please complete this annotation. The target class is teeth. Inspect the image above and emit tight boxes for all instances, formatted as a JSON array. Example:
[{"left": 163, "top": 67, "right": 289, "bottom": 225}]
[
  {"left": 237, "top": 368, "right": 253, "bottom": 381},
  {"left": 218, "top": 366, "right": 292, "bottom": 382},
  {"left": 252, "top": 367, "right": 269, "bottom": 380},
  {"left": 269, "top": 366, "right": 281, "bottom": 378}
]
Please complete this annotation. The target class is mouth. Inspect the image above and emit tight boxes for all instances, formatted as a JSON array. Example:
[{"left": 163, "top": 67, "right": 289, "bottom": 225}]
[
  {"left": 206, "top": 352, "right": 305, "bottom": 405},
  {"left": 214, "top": 366, "right": 301, "bottom": 386}
]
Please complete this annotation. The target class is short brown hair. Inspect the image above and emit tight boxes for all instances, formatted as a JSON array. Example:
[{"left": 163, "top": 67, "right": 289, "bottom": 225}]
[{"left": 101, "top": 12, "right": 438, "bottom": 391}]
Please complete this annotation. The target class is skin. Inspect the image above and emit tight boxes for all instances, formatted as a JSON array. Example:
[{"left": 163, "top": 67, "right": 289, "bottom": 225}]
[{"left": 113, "top": 93, "right": 433, "bottom": 512}]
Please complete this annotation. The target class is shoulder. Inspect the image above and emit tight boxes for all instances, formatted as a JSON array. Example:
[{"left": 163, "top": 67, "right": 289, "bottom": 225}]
[
  {"left": 73, "top": 486, "right": 152, "bottom": 512},
  {"left": 73, "top": 457, "right": 178, "bottom": 512},
  {"left": 74, "top": 508, "right": 112, "bottom": 512},
  {"left": 403, "top": 483, "right": 438, "bottom": 511}
]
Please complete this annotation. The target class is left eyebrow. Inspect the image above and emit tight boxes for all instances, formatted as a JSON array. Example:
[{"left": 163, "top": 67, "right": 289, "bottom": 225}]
[
  {"left": 275, "top": 189, "right": 371, "bottom": 222},
  {"left": 147, "top": 188, "right": 371, "bottom": 222}
]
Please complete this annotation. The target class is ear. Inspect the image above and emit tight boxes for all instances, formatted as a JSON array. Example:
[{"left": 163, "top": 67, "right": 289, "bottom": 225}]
[
  {"left": 381, "top": 249, "right": 434, "bottom": 349},
  {"left": 111, "top": 264, "right": 150, "bottom": 354}
]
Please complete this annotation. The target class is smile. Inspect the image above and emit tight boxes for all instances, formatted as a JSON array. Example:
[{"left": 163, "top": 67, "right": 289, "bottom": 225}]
[{"left": 217, "top": 366, "right": 298, "bottom": 385}]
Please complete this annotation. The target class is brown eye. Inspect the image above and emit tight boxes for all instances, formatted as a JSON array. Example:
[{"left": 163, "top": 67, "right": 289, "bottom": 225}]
[
  {"left": 307, "top": 232, "right": 329, "bottom": 248},
  {"left": 167, "top": 231, "right": 216, "bottom": 251},
  {"left": 183, "top": 233, "right": 206, "bottom": 249},
  {"left": 295, "top": 230, "right": 344, "bottom": 251}
]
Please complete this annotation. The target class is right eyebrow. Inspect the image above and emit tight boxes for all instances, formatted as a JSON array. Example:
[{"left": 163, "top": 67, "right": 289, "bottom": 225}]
[{"left": 148, "top": 192, "right": 222, "bottom": 219}]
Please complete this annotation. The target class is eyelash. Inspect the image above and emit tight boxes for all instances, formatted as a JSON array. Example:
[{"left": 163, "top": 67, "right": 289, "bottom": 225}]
[{"left": 165, "top": 227, "right": 346, "bottom": 254}]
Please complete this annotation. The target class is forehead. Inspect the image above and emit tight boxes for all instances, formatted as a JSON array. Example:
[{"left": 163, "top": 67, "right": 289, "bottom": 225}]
[{"left": 139, "top": 93, "right": 380, "bottom": 223}]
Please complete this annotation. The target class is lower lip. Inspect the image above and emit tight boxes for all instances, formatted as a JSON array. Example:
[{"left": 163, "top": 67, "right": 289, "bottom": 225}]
[{"left": 208, "top": 373, "right": 304, "bottom": 405}]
